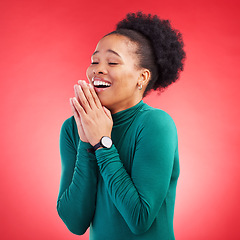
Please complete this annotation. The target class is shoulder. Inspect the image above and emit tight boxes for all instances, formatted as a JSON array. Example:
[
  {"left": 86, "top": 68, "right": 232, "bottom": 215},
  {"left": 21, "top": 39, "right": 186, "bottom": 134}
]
[
  {"left": 60, "top": 116, "right": 79, "bottom": 145},
  {"left": 60, "top": 116, "right": 76, "bottom": 135},
  {"left": 59, "top": 116, "right": 79, "bottom": 157},
  {"left": 135, "top": 103, "right": 178, "bottom": 147},
  {"left": 139, "top": 103, "right": 177, "bottom": 130},
  {"left": 61, "top": 116, "right": 75, "bottom": 131}
]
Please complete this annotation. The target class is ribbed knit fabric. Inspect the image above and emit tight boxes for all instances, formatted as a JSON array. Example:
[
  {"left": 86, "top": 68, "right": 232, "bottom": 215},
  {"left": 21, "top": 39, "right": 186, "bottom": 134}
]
[{"left": 57, "top": 100, "right": 180, "bottom": 240}]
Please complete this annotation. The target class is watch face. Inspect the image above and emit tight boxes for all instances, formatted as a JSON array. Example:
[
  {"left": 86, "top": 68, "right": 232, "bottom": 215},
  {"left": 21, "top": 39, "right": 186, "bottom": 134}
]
[{"left": 101, "top": 136, "right": 112, "bottom": 148}]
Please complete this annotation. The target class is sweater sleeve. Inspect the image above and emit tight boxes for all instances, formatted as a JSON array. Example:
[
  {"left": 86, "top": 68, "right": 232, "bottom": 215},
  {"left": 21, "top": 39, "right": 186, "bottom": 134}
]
[
  {"left": 57, "top": 117, "right": 98, "bottom": 235},
  {"left": 95, "top": 110, "right": 178, "bottom": 235}
]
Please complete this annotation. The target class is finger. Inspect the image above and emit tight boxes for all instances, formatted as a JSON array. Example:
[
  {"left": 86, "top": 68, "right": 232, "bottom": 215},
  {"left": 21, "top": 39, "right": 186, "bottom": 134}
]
[
  {"left": 70, "top": 98, "right": 78, "bottom": 116},
  {"left": 74, "top": 84, "right": 92, "bottom": 112},
  {"left": 74, "top": 84, "right": 86, "bottom": 106},
  {"left": 78, "top": 80, "right": 97, "bottom": 110},
  {"left": 70, "top": 98, "right": 88, "bottom": 141},
  {"left": 70, "top": 98, "right": 81, "bottom": 125},
  {"left": 74, "top": 84, "right": 81, "bottom": 103},
  {"left": 72, "top": 97, "right": 87, "bottom": 117},
  {"left": 88, "top": 83, "right": 103, "bottom": 109},
  {"left": 103, "top": 106, "right": 113, "bottom": 120},
  {"left": 74, "top": 84, "right": 90, "bottom": 113}
]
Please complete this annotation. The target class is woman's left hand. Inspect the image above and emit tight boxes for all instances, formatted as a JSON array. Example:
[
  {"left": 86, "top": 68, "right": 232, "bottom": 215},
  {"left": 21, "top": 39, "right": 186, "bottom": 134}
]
[{"left": 71, "top": 80, "right": 113, "bottom": 146}]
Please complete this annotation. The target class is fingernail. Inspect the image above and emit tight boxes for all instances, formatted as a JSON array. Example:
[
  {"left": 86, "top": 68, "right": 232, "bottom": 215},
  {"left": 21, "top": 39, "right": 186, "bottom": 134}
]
[{"left": 89, "top": 84, "right": 93, "bottom": 88}]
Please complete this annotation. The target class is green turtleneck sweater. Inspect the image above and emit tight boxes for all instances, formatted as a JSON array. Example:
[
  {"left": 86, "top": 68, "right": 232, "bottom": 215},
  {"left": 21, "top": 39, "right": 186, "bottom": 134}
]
[{"left": 57, "top": 101, "right": 179, "bottom": 240}]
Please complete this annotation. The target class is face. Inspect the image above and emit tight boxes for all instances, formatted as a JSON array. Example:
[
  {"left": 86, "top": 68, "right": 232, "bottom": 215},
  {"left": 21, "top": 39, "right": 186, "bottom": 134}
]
[{"left": 86, "top": 34, "right": 145, "bottom": 114}]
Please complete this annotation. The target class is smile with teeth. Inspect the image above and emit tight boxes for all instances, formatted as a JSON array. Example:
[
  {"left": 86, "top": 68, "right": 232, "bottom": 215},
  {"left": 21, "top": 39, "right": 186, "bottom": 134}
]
[{"left": 93, "top": 80, "right": 111, "bottom": 88}]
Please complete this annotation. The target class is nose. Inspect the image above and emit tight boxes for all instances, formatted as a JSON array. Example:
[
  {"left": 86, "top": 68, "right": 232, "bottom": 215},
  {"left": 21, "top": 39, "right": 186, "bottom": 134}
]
[
  {"left": 93, "top": 63, "right": 107, "bottom": 75},
  {"left": 93, "top": 70, "right": 104, "bottom": 74}
]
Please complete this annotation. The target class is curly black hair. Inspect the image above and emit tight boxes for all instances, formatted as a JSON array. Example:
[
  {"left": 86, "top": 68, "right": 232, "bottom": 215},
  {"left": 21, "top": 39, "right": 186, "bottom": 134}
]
[{"left": 106, "top": 12, "right": 186, "bottom": 97}]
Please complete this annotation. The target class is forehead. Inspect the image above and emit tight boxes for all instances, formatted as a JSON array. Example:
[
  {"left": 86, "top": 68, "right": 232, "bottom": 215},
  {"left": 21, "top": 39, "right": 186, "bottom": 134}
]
[{"left": 93, "top": 34, "right": 137, "bottom": 57}]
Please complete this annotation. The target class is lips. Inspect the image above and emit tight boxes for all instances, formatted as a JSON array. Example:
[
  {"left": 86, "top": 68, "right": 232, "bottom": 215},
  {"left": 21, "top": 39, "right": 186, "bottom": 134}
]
[{"left": 92, "top": 77, "right": 112, "bottom": 89}]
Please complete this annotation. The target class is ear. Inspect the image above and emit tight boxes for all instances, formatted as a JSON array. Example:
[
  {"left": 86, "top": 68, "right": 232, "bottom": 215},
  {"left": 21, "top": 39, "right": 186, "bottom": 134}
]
[{"left": 137, "top": 69, "right": 151, "bottom": 87}]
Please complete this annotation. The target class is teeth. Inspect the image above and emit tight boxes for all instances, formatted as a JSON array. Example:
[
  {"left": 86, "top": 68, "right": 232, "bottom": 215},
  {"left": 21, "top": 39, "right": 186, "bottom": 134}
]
[{"left": 93, "top": 81, "right": 111, "bottom": 87}]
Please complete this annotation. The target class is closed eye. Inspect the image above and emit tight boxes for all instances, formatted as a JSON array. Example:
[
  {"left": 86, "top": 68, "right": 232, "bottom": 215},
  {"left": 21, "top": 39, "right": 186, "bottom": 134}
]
[
  {"left": 109, "top": 63, "right": 118, "bottom": 65},
  {"left": 91, "top": 62, "right": 99, "bottom": 65}
]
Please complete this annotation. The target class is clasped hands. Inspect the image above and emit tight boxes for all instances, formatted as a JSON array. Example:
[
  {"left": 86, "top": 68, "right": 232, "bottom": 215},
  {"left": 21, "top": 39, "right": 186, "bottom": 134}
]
[{"left": 70, "top": 80, "right": 113, "bottom": 146}]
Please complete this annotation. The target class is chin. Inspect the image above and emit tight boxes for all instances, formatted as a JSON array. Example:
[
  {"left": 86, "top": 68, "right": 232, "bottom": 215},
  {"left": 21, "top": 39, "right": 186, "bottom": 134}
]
[{"left": 97, "top": 94, "right": 111, "bottom": 107}]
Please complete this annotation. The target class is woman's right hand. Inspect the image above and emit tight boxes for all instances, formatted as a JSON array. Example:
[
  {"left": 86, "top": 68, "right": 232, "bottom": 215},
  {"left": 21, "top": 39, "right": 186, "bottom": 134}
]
[{"left": 69, "top": 84, "right": 89, "bottom": 143}]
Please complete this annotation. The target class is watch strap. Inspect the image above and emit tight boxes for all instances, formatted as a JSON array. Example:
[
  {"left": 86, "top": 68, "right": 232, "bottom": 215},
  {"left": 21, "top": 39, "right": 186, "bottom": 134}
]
[
  {"left": 87, "top": 141, "right": 102, "bottom": 154},
  {"left": 87, "top": 137, "right": 112, "bottom": 154},
  {"left": 93, "top": 142, "right": 102, "bottom": 151}
]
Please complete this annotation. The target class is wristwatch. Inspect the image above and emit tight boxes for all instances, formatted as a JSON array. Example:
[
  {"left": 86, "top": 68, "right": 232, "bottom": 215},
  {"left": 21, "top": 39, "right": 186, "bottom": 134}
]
[
  {"left": 88, "top": 136, "right": 113, "bottom": 153},
  {"left": 94, "top": 136, "right": 113, "bottom": 151}
]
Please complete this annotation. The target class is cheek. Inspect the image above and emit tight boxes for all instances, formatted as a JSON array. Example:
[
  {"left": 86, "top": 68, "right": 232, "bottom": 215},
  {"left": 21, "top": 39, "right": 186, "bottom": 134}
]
[
  {"left": 113, "top": 67, "right": 137, "bottom": 83},
  {"left": 120, "top": 70, "right": 139, "bottom": 88}
]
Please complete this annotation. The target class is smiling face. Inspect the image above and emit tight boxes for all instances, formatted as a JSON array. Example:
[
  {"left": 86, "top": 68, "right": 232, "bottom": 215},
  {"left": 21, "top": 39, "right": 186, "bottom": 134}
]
[{"left": 86, "top": 34, "right": 149, "bottom": 114}]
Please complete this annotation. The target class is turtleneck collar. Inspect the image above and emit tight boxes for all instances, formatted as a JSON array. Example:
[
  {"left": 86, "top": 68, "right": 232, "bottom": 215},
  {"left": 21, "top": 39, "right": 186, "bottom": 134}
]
[{"left": 112, "top": 100, "right": 145, "bottom": 126}]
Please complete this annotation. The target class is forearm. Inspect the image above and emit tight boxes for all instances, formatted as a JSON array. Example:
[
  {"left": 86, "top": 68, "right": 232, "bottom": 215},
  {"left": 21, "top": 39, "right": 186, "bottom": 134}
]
[
  {"left": 95, "top": 145, "right": 161, "bottom": 234},
  {"left": 95, "top": 123, "right": 176, "bottom": 235},
  {"left": 57, "top": 141, "right": 98, "bottom": 235}
]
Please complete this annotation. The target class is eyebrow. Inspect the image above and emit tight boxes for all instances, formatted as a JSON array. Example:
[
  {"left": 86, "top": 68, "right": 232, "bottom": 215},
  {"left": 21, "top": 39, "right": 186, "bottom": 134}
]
[{"left": 92, "top": 49, "right": 122, "bottom": 58}]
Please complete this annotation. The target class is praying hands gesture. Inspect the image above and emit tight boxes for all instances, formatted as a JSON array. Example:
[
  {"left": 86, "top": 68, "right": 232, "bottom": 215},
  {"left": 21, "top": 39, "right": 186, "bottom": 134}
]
[{"left": 69, "top": 80, "right": 113, "bottom": 146}]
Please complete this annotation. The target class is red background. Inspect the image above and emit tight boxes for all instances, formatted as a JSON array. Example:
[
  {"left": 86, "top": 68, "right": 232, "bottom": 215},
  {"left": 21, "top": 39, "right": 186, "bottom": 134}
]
[{"left": 1, "top": 0, "right": 240, "bottom": 239}]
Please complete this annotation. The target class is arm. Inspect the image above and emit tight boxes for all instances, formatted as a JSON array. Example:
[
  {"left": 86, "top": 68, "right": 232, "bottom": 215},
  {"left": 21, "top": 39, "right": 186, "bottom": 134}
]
[
  {"left": 57, "top": 117, "right": 98, "bottom": 235},
  {"left": 95, "top": 111, "right": 178, "bottom": 234}
]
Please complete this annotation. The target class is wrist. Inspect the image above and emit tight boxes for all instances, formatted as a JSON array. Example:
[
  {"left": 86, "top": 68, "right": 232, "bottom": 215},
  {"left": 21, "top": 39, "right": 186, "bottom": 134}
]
[
  {"left": 95, "top": 147, "right": 103, "bottom": 151},
  {"left": 88, "top": 136, "right": 113, "bottom": 153},
  {"left": 78, "top": 141, "right": 93, "bottom": 150},
  {"left": 91, "top": 134, "right": 111, "bottom": 146}
]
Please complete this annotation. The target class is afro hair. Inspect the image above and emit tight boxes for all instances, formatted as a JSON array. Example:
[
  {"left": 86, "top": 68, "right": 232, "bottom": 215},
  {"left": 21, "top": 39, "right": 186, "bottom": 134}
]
[{"left": 108, "top": 12, "right": 186, "bottom": 96}]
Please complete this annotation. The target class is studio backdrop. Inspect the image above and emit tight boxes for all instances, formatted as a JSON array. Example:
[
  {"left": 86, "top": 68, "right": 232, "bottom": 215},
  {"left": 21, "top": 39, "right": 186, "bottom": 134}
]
[{"left": 1, "top": 0, "right": 239, "bottom": 239}]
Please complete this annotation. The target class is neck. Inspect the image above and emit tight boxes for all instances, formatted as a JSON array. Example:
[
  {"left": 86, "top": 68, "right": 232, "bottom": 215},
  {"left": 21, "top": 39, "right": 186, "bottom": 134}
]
[{"left": 108, "top": 96, "right": 143, "bottom": 114}]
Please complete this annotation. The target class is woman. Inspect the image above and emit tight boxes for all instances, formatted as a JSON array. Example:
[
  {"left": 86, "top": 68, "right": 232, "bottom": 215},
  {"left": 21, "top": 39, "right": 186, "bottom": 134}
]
[{"left": 57, "top": 12, "right": 185, "bottom": 240}]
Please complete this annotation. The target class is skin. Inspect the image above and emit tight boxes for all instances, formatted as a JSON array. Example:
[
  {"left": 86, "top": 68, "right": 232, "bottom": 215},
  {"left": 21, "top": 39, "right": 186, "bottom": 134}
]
[{"left": 70, "top": 34, "right": 151, "bottom": 146}]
